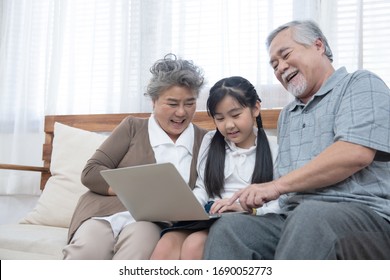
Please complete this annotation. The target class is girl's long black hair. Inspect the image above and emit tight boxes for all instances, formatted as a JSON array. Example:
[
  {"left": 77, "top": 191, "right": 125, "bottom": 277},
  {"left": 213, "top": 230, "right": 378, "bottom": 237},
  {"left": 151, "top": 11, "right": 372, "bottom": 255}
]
[{"left": 204, "top": 76, "right": 274, "bottom": 198}]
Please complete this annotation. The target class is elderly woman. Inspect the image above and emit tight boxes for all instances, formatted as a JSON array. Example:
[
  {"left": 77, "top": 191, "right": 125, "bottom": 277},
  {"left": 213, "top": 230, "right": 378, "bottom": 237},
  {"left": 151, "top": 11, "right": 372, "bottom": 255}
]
[{"left": 63, "top": 54, "right": 206, "bottom": 259}]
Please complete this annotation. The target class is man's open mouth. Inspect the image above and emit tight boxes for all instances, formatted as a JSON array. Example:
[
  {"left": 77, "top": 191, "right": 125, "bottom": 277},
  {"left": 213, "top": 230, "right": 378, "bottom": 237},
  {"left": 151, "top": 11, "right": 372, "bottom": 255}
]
[{"left": 286, "top": 70, "right": 299, "bottom": 83}]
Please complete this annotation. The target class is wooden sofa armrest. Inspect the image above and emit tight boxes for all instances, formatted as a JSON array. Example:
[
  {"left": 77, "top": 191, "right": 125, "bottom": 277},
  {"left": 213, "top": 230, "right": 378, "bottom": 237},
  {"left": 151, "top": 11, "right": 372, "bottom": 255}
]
[{"left": 0, "top": 163, "right": 49, "bottom": 173}]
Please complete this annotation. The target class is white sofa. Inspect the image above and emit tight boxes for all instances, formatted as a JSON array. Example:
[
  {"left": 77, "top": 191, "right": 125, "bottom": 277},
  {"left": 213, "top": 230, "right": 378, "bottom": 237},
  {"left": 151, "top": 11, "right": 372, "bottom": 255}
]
[{"left": 0, "top": 122, "right": 108, "bottom": 259}]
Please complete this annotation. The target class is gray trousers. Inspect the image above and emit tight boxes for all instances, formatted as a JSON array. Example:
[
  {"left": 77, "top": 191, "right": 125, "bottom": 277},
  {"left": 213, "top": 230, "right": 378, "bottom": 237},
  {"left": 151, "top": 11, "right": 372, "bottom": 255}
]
[{"left": 203, "top": 201, "right": 390, "bottom": 259}]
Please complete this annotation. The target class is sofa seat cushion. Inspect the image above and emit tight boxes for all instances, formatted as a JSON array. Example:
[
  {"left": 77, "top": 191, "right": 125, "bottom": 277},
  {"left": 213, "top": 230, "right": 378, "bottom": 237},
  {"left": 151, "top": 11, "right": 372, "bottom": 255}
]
[{"left": 0, "top": 224, "right": 67, "bottom": 259}]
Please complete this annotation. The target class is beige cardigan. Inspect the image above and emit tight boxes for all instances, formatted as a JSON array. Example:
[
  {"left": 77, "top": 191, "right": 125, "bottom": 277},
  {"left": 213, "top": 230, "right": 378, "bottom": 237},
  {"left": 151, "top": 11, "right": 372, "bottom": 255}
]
[{"left": 68, "top": 116, "right": 207, "bottom": 242}]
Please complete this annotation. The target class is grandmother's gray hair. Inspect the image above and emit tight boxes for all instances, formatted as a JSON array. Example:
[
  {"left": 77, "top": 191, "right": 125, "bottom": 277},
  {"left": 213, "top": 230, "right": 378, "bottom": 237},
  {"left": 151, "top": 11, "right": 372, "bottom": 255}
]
[
  {"left": 266, "top": 20, "right": 333, "bottom": 62},
  {"left": 145, "top": 54, "right": 205, "bottom": 101}
]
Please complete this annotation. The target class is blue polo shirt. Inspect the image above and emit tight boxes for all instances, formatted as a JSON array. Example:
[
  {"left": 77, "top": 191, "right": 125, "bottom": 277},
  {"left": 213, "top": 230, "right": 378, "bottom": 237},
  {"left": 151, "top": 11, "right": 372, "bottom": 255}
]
[{"left": 276, "top": 67, "right": 390, "bottom": 221}]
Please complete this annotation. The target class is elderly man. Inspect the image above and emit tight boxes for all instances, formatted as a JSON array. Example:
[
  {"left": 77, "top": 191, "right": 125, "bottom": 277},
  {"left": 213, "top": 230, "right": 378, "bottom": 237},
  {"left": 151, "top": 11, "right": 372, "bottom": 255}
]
[{"left": 204, "top": 20, "right": 390, "bottom": 259}]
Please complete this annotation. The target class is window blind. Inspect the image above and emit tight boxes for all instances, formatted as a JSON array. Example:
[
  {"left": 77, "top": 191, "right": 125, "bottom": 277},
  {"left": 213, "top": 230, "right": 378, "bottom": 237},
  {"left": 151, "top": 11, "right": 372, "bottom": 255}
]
[{"left": 334, "top": 0, "right": 390, "bottom": 86}]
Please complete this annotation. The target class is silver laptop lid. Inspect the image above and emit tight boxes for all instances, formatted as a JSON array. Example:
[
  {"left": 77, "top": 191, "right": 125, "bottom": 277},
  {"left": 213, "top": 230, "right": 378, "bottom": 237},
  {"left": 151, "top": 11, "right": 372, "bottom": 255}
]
[{"left": 100, "top": 163, "right": 211, "bottom": 222}]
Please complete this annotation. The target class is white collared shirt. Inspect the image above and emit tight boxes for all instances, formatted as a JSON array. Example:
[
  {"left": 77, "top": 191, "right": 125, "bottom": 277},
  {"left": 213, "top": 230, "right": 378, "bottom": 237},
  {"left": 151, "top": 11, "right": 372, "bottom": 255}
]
[
  {"left": 94, "top": 116, "right": 194, "bottom": 238},
  {"left": 148, "top": 114, "right": 194, "bottom": 183},
  {"left": 193, "top": 129, "right": 281, "bottom": 215}
]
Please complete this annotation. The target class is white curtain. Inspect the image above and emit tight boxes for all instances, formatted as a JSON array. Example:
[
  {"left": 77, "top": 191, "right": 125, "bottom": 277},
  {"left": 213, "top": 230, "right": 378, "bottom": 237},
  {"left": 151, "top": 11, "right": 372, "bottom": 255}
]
[{"left": 1, "top": 0, "right": 389, "bottom": 196}]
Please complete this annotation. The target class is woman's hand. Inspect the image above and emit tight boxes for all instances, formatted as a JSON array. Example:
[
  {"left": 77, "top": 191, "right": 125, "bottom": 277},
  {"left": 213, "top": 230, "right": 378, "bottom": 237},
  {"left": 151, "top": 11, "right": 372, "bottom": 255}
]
[
  {"left": 209, "top": 198, "right": 245, "bottom": 214},
  {"left": 228, "top": 181, "right": 282, "bottom": 212},
  {"left": 107, "top": 186, "right": 116, "bottom": 196}
]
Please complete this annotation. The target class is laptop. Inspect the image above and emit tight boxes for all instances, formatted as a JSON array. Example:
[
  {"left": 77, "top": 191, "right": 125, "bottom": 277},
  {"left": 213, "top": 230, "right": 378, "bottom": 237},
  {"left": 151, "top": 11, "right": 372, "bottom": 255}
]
[{"left": 100, "top": 162, "right": 226, "bottom": 222}]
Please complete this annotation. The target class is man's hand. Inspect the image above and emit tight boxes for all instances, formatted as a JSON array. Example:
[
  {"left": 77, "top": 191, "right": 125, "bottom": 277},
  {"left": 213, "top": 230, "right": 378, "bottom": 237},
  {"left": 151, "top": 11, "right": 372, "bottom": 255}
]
[{"left": 228, "top": 181, "right": 282, "bottom": 212}]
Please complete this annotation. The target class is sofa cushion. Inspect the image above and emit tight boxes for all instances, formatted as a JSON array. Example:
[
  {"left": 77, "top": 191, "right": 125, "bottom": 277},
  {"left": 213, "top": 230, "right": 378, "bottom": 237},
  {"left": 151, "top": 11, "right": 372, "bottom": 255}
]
[
  {"left": 19, "top": 122, "right": 108, "bottom": 228},
  {"left": 0, "top": 224, "right": 68, "bottom": 259}
]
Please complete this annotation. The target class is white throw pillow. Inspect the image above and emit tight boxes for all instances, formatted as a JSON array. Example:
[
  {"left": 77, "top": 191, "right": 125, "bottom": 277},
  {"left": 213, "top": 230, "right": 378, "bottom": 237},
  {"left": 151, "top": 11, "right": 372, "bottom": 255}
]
[{"left": 20, "top": 122, "right": 108, "bottom": 228}]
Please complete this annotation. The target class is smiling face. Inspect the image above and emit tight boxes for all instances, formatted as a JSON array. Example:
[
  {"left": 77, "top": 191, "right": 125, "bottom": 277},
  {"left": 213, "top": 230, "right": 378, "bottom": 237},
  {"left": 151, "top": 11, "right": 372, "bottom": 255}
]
[
  {"left": 268, "top": 28, "right": 333, "bottom": 103},
  {"left": 213, "top": 95, "right": 260, "bottom": 149},
  {"left": 153, "top": 85, "right": 197, "bottom": 142}
]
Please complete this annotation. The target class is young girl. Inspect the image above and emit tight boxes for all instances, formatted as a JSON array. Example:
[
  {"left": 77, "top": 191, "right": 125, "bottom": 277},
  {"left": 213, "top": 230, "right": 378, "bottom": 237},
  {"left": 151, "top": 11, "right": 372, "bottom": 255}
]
[{"left": 150, "top": 76, "right": 279, "bottom": 260}]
